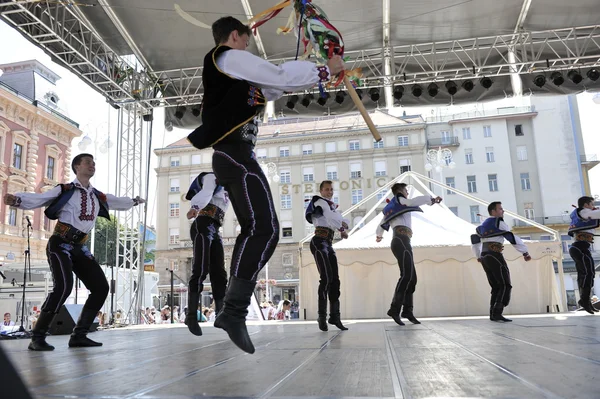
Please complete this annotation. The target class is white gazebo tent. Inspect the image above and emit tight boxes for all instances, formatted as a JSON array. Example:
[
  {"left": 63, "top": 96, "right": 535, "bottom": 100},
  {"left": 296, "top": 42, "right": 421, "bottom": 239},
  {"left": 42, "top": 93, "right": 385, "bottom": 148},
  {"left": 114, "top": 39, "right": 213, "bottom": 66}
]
[{"left": 299, "top": 172, "right": 564, "bottom": 320}]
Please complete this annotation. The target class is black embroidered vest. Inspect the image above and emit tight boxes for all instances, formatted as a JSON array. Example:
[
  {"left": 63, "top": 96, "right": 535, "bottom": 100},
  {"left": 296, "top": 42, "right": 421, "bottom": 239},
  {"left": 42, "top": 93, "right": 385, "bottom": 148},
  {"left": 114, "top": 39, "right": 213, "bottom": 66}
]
[{"left": 44, "top": 183, "right": 110, "bottom": 221}]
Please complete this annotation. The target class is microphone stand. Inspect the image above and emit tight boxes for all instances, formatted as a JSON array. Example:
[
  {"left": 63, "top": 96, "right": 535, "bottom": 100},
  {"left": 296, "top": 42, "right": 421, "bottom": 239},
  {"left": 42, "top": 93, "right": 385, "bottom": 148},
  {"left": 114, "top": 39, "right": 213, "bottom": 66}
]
[{"left": 17, "top": 217, "right": 32, "bottom": 337}]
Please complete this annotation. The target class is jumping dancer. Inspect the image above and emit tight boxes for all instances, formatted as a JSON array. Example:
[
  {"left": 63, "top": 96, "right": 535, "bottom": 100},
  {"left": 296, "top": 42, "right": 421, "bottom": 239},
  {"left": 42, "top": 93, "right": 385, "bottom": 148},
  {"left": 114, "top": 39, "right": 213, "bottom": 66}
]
[
  {"left": 305, "top": 180, "right": 350, "bottom": 332},
  {"left": 185, "top": 171, "right": 230, "bottom": 336},
  {"left": 471, "top": 201, "right": 531, "bottom": 322},
  {"left": 187, "top": 16, "right": 344, "bottom": 353},
  {"left": 3, "top": 153, "right": 144, "bottom": 350},
  {"left": 568, "top": 196, "right": 599, "bottom": 314},
  {"left": 375, "top": 183, "right": 441, "bottom": 325}
]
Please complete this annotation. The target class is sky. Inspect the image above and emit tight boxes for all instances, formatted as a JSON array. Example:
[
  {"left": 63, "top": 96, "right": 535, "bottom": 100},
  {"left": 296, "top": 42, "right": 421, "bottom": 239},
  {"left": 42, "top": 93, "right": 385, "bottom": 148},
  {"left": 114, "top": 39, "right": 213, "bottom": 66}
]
[{"left": 1, "top": 20, "right": 600, "bottom": 227}]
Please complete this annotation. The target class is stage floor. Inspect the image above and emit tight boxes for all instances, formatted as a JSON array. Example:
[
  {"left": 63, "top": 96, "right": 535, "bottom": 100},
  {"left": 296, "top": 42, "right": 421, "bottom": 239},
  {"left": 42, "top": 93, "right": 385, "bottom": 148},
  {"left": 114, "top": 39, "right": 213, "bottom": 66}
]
[{"left": 2, "top": 313, "right": 599, "bottom": 399}]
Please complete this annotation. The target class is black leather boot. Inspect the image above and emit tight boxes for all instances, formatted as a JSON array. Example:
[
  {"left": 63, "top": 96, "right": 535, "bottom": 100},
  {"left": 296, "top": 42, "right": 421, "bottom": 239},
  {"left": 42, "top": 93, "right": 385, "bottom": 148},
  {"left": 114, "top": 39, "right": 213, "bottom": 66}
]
[
  {"left": 68, "top": 308, "right": 102, "bottom": 347},
  {"left": 185, "top": 291, "right": 202, "bottom": 336},
  {"left": 387, "top": 305, "right": 405, "bottom": 326},
  {"left": 328, "top": 300, "right": 348, "bottom": 331},
  {"left": 28, "top": 311, "right": 56, "bottom": 351},
  {"left": 401, "top": 305, "right": 421, "bottom": 324},
  {"left": 490, "top": 305, "right": 512, "bottom": 322},
  {"left": 317, "top": 297, "right": 328, "bottom": 331},
  {"left": 214, "top": 298, "right": 224, "bottom": 317},
  {"left": 578, "top": 287, "right": 595, "bottom": 315},
  {"left": 214, "top": 276, "right": 256, "bottom": 354}
]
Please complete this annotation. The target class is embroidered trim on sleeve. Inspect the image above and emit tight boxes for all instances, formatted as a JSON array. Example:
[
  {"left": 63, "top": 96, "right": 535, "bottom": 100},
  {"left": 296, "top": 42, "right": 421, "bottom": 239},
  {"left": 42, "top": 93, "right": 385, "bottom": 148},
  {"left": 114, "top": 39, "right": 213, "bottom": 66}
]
[{"left": 316, "top": 66, "right": 330, "bottom": 83}]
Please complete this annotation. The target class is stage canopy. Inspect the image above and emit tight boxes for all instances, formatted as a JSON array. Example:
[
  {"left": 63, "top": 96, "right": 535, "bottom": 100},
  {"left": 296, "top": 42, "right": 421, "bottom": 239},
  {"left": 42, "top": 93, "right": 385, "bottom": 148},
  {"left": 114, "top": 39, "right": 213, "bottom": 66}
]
[{"left": 2, "top": 0, "right": 600, "bottom": 126}]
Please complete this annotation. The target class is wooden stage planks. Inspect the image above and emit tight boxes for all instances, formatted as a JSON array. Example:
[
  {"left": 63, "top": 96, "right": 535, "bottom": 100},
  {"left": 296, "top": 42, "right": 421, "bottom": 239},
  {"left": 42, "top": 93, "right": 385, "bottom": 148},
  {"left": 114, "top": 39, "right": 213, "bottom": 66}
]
[{"left": 1, "top": 313, "right": 599, "bottom": 399}]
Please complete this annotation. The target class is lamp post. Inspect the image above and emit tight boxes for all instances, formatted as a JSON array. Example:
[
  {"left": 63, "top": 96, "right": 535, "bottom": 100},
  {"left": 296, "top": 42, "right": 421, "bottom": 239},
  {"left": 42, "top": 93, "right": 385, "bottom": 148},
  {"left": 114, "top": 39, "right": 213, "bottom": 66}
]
[
  {"left": 259, "top": 161, "right": 279, "bottom": 301},
  {"left": 424, "top": 147, "right": 456, "bottom": 197}
]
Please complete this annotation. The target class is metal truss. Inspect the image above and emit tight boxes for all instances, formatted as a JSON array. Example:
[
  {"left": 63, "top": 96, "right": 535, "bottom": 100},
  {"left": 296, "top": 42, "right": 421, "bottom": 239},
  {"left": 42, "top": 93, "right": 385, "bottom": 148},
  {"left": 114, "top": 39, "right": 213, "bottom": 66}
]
[{"left": 113, "top": 104, "right": 145, "bottom": 324}]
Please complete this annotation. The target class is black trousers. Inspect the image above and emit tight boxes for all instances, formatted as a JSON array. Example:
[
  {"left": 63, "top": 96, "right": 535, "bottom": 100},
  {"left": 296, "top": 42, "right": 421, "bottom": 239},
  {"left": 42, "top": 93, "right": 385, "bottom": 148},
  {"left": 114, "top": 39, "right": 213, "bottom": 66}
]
[
  {"left": 42, "top": 235, "right": 109, "bottom": 314},
  {"left": 390, "top": 233, "right": 417, "bottom": 311},
  {"left": 310, "top": 237, "right": 340, "bottom": 303},
  {"left": 189, "top": 216, "right": 227, "bottom": 300},
  {"left": 481, "top": 251, "right": 512, "bottom": 308},
  {"left": 212, "top": 147, "right": 280, "bottom": 281},
  {"left": 569, "top": 241, "right": 595, "bottom": 289}
]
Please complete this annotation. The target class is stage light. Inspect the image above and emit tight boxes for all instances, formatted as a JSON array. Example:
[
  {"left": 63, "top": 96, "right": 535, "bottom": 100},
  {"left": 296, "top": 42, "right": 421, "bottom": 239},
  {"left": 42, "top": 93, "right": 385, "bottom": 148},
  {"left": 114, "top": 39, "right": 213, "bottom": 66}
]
[
  {"left": 445, "top": 81, "right": 458, "bottom": 96},
  {"left": 143, "top": 111, "right": 153, "bottom": 122},
  {"left": 335, "top": 91, "right": 346, "bottom": 104},
  {"left": 369, "top": 88, "right": 380, "bottom": 102},
  {"left": 191, "top": 105, "right": 201, "bottom": 117},
  {"left": 568, "top": 70, "right": 583, "bottom": 84},
  {"left": 411, "top": 84, "right": 422, "bottom": 97},
  {"left": 286, "top": 95, "right": 299, "bottom": 109},
  {"left": 462, "top": 80, "right": 474, "bottom": 92},
  {"left": 533, "top": 74, "right": 546, "bottom": 88},
  {"left": 551, "top": 72, "right": 564, "bottom": 86},
  {"left": 317, "top": 92, "right": 330, "bottom": 106},
  {"left": 427, "top": 83, "right": 439, "bottom": 97},
  {"left": 587, "top": 68, "right": 600, "bottom": 81},
  {"left": 393, "top": 86, "right": 404, "bottom": 100},
  {"left": 175, "top": 106, "right": 186, "bottom": 119},
  {"left": 301, "top": 94, "right": 314, "bottom": 107},
  {"left": 355, "top": 88, "right": 363, "bottom": 100},
  {"left": 480, "top": 77, "right": 493, "bottom": 89}
]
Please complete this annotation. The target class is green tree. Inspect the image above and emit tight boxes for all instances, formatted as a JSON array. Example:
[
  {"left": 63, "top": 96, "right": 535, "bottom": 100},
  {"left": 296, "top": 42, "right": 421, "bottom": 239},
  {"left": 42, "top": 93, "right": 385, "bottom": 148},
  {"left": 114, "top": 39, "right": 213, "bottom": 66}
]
[{"left": 94, "top": 216, "right": 118, "bottom": 266}]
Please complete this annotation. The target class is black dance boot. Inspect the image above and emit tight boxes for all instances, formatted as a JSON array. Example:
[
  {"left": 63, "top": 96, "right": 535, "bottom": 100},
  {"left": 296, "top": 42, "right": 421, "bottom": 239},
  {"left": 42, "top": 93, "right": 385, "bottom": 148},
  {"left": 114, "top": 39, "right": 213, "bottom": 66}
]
[
  {"left": 28, "top": 311, "right": 56, "bottom": 351},
  {"left": 214, "top": 298, "right": 224, "bottom": 317},
  {"left": 490, "top": 305, "right": 512, "bottom": 322},
  {"left": 214, "top": 276, "right": 256, "bottom": 354},
  {"left": 387, "top": 303, "right": 405, "bottom": 326},
  {"left": 578, "top": 287, "right": 595, "bottom": 315},
  {"left": 328, "top": 300, "right": 348, "bottom": 330},
  {"left": 69, "top": 308, "right": 103, "bottom": 347},
  {"left": 317, "top": 297, "right": 328, "bottom": 331},
  {"left": 401, "top": 305, "right": 421, "bottom": 324},
  {"left": 185, "top": 291, "right": 202, "bottom": 336}
]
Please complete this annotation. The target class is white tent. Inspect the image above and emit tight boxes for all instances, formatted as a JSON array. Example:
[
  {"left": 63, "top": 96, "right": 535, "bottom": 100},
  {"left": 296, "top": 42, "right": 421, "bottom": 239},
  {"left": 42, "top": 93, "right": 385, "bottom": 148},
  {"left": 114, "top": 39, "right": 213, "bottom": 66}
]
[{"left": 299, "top": 184, "right": 562, "bottom": 320}]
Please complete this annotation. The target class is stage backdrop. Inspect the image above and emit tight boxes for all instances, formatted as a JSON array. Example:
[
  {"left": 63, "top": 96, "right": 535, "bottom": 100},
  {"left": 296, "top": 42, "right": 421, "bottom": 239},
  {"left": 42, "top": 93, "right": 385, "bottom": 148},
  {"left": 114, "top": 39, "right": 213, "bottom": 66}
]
[{"left": 300, "top": 193, "right": 561, "bottom": 320}]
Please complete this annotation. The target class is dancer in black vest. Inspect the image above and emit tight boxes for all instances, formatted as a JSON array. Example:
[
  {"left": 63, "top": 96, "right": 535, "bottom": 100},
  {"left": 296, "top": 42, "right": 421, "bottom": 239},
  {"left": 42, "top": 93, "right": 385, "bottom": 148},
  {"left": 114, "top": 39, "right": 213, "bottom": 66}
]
[
  {"left": 375, "top": 183, "right": 441, "bottom": 325},
  {"left": 3, "top": 154, "right": 144, "bottom": 351},
  {"left": 306, "top": 181, "right": 350, "bottom": 331},
  {"left": 185, "top": 172, "right": 230, "bottom": 336},
  {"left": 187, "top": 17, "right": 344, "bottom": 354},
  {"left": 567, "top": 196, "right": 600, "bottom": 314},
  {"left": 471, "top": 201, "right": 531, "bottom": 322}
]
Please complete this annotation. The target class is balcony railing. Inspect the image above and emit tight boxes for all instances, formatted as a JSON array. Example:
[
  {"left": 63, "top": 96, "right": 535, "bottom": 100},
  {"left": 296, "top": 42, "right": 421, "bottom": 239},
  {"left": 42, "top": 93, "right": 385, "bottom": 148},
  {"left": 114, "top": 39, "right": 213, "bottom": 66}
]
[
  {"left": 427, "top": 137, "right": 460, "bottom": 148},
  {"left": 426, "top": 106, "right": 534, "bottom": 123},
  {"left": 580, "top": 154, "right": 598, "bottom": 163},
  {"left": 513, "top": 216, "right": 571, "bottom": 227}
]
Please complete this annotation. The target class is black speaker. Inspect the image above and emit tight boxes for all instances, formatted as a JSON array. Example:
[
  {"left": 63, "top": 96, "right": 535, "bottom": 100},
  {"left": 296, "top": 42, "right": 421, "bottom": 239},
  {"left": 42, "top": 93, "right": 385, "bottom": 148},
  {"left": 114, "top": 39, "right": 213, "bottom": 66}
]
[
  {"left": 0, "top": 344, "right": 34, "bottom": 399},
  {"left": 49, "top": 304, "right": 99, "bottom": 335}
]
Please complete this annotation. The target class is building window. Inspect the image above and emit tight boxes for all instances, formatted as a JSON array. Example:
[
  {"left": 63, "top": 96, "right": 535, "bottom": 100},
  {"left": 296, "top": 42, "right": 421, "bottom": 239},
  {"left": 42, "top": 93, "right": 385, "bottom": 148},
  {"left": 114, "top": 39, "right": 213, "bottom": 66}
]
[
  {"left": 282, "top": 253, "right": 293, "bottom": 266},
  {"left": 191, "top": 154, "right": 202, "bottom": 164},
  {"left": 465, "top": 149, "right": 473, "bottom": 164},
  {"left": 445, "top": 177, "right": 456, "bottom": 194},
  {"left": 470, "top": 205, "right": 480, "bottom": 223},
  {"left": 525, "top": 208, "right": 535, "bottom": 220},
  {"left": 376, "top": 189, "right": 387, "bottom": 200},
  {"left": 485, "top": 147, "right": 495, "bottom": 163},
  {"left": 8, "top": 208, "right": 17, "bottom": 226},
  {"left": 302, "top": 144, "right": 313, "bottom": 155},
  {"left": 515, "top": 124, "right": 524, "bottom": 136},
  {"left": 169, "top": 228, "right": 179, "bottom": 245},
  {"left": 374, "top": 161, "right": 386, "bottom": 177},
  {"left": 169, "top": 203, "right": 180, "bottom": 217},
  {"left": 13, "top": 143, "right": 23, "bottom": 169},
  {"left": 170, "top": 156, "right": 180, "bottom": 167},
  {"left": 349, "top": 140, "right": 360, "bottom": 151},
  {"left": 332, "top": 194, "right": 339, "bottom": 205},
  {"left": 520, "top": 172, "right": 531, "bottom": 190},
  {"left": 373, "top": 139, "right": 384, "bottom": 149},
  {"left": 169, "top": 178, "right": 180, "bottom": 192},
  {"left": 47, "top": 156, "right": 55, "bottom": 180},
  {"left": 326, "top": 165, "right": 338, "bottom": 180},
  {"left": 517, "top": 146, "right": 528, "bottom": 161},
  {"left": 441, "top": 131, "right": 451, "bottom": 144},
  {"left": 397, "top": 135, "right": 409, "bottom": 147},
  {"left": 256, "top": 149, "right": 267, "bottom": 160},
  {"left": 462, "top": 127, "right": 471, "bottom": 139},
  {"left": 449, "top": 206, "right": 459, "bottom": 217},
  {"left": 282, "top": 227, "right": 293, "bottom": 237},
  {"left": 351, "top": 189, "right": 363, "bottom": 205},
  {"left": 483, "top": 125, "right": 492, "bottom": 137},
  {"left": 303, "top": 167, "right": 314, "bottom": 182},
  {"left": 350, "top": 163, "right": 362, "bottom": 179},
  {"left": 399, "top": 159, "right": 411, "bottom": 174},
  {"left": 488, "top": 174, "right": 498, "bottom": 192},
  {"left": 279, "top": 146, "right": 290, "bottom": 157},
  {"left": 279, "top": 170, "right": 291, "bottom": 184},
  {"left": 326, "top": 142, "right": 336, "bottom": 152},
  {"left": 281, "top": 194, "right": 292, "bottom": 209},
  {"left": 561, "top": 235, "right": 572, "bottom": 253},
  {"left": 467, "top": 175, "right": 477, "bottom": 193},
  {"left": 304, "top": 194, "right": 311, "bottom": 208}
]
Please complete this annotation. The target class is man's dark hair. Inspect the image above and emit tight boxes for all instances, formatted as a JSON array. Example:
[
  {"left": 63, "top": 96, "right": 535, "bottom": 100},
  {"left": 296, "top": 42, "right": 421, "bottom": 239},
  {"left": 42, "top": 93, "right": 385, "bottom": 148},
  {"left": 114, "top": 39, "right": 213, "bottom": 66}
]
[
  {"left": 391, "top": 183, "right": 408, "bottom": 197},
  {"left": 283, "top": 300, "right": 291, "bottom": 306},
  {"left": 72, "top": 153, "right": 93, "bottom": 174},
  {"left": 319, "top": 180, "right": 333, "bottom": 191},
  {"left": 578, "top": 196, "right": 595, "bottom": 209},
  {"left": 488, "top": 201, "right": 502, "bottom": 215},
  {"left": 212, "top": 16, "right": 251, "bottom": 45}
]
